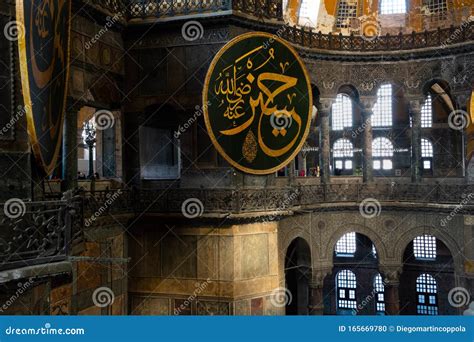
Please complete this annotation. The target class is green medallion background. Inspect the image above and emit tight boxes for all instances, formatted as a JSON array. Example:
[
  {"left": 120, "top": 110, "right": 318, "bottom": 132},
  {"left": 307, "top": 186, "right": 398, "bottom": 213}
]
[{"left": 203, "top": 32, "right": 313, "bottom": 175}]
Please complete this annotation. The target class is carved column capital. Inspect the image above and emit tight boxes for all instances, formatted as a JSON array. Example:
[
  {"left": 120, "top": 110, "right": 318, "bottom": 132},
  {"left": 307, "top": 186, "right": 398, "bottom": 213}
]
[
  {"left": 359, "top": 96, "right": 377, "bottom": 111},
  {"left": 408, "top": 99, "right": 423, "bottom": 114},
  {"left": 380, "top": 266, "right": 402, "bottom": 286},
  {"left": 316, "top": 98, "right": 335, "bottom": 115}
]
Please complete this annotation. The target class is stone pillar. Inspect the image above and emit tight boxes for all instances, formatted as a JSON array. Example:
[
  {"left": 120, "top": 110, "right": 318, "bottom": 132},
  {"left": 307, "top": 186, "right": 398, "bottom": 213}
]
[
  {"left": 317, "top": 99, "right": 333, "bottom": 184},
  {"left": 360, "top": 97, "right": 376, "bottom": 183},
  {"left": 453, "top": 92, "right": 471, "bottom": 180},
  {"left": 381, "top": 267, "right": 402, "bottom": 315},
  {"left": 409, "top": 100, "right": 422, "bottom": 183},
  {"left": 62, "top": 104, "right": 81, "bottom": 191},
  {"left": 308, "top": 268, "right": 330, "bottom": 315}
]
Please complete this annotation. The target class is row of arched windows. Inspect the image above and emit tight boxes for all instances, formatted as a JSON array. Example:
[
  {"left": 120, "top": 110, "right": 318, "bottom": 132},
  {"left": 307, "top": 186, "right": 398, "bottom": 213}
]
[
  {"left": 334, "top": 233, "right": 440, "bottom": 315},
  {"left": 335, "top": 270, "right": 439, "bottom": 315},
  {"left": 333, "top": 137, "right": 434, "bottom": 171},
  {"left": 331, "top": 85, "right": 433, "bottom": 130}
]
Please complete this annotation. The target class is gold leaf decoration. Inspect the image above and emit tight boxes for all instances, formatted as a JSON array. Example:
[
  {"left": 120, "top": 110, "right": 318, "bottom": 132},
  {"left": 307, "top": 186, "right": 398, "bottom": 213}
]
[{"left": 242, "top": 130, "right": 257, "bottom": 163}]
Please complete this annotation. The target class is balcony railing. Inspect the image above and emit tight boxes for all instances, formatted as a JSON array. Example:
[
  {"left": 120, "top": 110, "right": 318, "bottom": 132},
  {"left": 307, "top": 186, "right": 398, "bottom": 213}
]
[
  {"left": 80, "top": 183, "right": 474, "bottom": 217},
  {"left": 83, "top": 0, "right": 472, "bottom": 52},
  {"left": 0, "top": 192, "right": 83, "bottom": 271},
  {"left": 127, "top": 0, "right": 232, "bottom": 19},
  {"left": 280, "top": 23, "right": 473, "bottom": 51}
]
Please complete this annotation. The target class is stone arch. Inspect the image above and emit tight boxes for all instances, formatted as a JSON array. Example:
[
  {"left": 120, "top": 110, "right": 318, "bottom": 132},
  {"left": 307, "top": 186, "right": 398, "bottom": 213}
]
[
  {"left": 394, "top": 225, "right": 463, "bottom": 273},
  {"left": 323, "top": 223, "right": 389, "bottom": 265},
  {"left": 337, "top": 84, "right": 360, "bottom": 102},
  {"left": 280, "top": 225, "right": 317, "bottom": 267}
]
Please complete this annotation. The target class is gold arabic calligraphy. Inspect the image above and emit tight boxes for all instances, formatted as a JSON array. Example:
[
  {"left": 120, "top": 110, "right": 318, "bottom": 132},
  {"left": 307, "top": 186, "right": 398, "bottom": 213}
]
[{"left": 213, "top": 45, "right": 302, "bottom": 161}]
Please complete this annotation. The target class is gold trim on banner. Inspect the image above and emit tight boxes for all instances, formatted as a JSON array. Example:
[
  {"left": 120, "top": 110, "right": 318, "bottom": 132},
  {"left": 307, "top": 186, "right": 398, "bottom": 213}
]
[
  {"left": 202, "top": 31, "right": 313, "bottom": 175},
  {"left": 16, "top": 0, "right": 72, "bottom": 176}
]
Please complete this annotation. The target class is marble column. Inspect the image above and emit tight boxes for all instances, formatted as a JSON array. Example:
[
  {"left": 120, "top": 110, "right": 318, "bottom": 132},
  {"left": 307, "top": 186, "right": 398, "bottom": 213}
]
[
  {"left": 409, "top": 99, "right": 422, "bottom": 183},
  {"left": 62, "top": 104, "right": 81, "bottom": 191},
  {"left": 317, "top": 99, "right": 333, "bottom": 184},
  {"left": 360, "top": 97, "right": 376, "bottom": 183},
  {"left": 308, "top": 268, "right": 331, "bottom": 315},
  {"left": 381, "top": 267, "right": 402, "bottom": 315}
]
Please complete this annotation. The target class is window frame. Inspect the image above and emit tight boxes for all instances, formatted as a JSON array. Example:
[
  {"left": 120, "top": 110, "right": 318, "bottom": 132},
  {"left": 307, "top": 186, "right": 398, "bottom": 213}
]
[
  {"left": 421, "top": 138, "right": 434, "bottom": 174},
  {"left": 335, "top": 0, "right": 359, "bottom": 29},
  {"left": 332, "top": 93, "right": 353, "bottom": 131},
  {"left": 335, "top": 232, "right": 357, "bottom": 257},
  {"left": 332, "top": 138, "right": 354, "bottom": 176},
  {"left": 416, "top": 273, "right": 439, "bottom": 315},
  {"left": 372, "top": 84, "right": 393, "bottom": 128},
  {"left": 379, "top": 0, "right": 407, "bottom": 15},
  {"left": 336, "top": 269, "right": 357, "bottom": 310},
  {"left": 372, "top": 137, "right": 394, "bottom": 173},
  {"left": 374, "top": 274, "right": 385, "bottom": 314},
  {"left": 413, "top": 234, "right": 437, "bottom": 260}
]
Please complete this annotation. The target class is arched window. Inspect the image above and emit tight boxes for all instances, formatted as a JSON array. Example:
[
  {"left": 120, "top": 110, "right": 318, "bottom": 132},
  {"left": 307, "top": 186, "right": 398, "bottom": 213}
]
[
  {"left": 374, "top": 274, "right": 385, "bottom": 314},
  {"left": 298, "top": 0, "right": 320, "bottom": 27},
  {"left": 372, "top": 84, "right": 393, "bottom": 127},
  {"left": 372, "top": 137, "right": 394, "bottom": 170},
  {"left": 335, "top": 232, "right": 356, "bottom": 256},
  {"left": 413, "top": 234, "right": 437, "bottom": 260},
  {"left": 333, "top": 139, "right": 354, "bottom": 173},
  {"left": 416, "top": 273, "right": 438, "bottom": 315},
  {"left": 423, "top": 0, "right": 448, "bottom": 21},
  {"left": 421, "top": 94, "right": 433, "bottom": 128},
  {"left": 380, "top": 0, "right": 407, "bottom": 14},
  {"left": 335, "top": 0, "right": 358, "bottom": 28},
  {"left": 332, "top": 94, "right": 353, "bottom": 130},
  {"left": 421, "top": 138, "right": 434, "bottom": 171},
  {"left": 336, "top": 270, "right": 357, "bottom": 310}
]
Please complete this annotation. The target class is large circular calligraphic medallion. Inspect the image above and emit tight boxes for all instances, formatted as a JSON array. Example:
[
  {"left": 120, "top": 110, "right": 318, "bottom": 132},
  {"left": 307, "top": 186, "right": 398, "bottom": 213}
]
[
  {"left": 203, "top": 32, "right": 313, "bottom": 175},
  {"left": 17, "top": 0, "right": 71, "bottom": 175}
]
